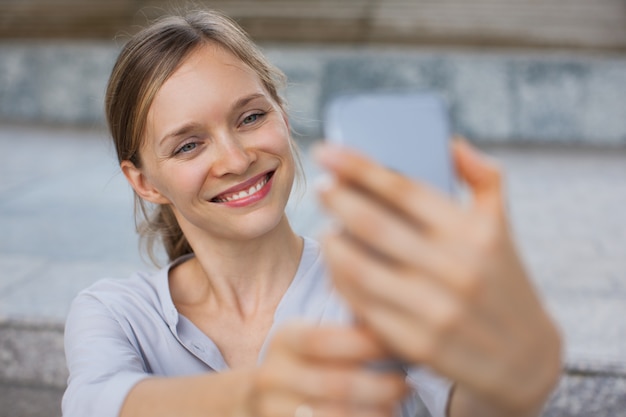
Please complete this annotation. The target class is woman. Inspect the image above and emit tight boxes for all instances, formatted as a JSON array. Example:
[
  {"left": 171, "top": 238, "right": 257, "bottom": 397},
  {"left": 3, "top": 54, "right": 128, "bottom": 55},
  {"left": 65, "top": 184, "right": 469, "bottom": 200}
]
[{"left": 63, "top": 10, "right": 562, "bottom": 417}]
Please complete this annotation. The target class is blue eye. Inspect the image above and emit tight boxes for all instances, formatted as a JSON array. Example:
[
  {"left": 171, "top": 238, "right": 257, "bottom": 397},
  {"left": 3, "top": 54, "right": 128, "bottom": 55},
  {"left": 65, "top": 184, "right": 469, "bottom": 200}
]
[
  {"left": 242, "top": 112, "right": 264, "bottom": 125},
  {"left": 176, "top": 142, "right": 197, "bottom": 155}
]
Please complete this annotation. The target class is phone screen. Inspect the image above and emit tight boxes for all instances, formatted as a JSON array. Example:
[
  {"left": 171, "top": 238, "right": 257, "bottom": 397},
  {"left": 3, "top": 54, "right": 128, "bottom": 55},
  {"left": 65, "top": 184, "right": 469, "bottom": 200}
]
[{"left": 323, "top": 91, "right": 455, "bottom": 195}]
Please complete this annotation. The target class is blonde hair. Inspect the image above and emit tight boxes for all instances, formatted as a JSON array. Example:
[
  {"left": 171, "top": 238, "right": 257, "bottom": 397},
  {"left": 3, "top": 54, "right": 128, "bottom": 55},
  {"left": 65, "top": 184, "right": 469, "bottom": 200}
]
[{"left": 105, "top": 10, "right": 296, "bottom": 265}]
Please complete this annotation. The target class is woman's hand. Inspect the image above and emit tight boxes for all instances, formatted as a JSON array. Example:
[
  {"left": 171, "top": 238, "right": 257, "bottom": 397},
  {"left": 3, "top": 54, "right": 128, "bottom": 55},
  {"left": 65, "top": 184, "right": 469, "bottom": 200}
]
[
  {"left": 118, "top": 322, "right": 406, "bottom": 417},
  {"left": 314, "top": 139, "right": 562, "bottom": 416},
  {"left": 244, "top": 322, "right": 408, "bottom": 417}
]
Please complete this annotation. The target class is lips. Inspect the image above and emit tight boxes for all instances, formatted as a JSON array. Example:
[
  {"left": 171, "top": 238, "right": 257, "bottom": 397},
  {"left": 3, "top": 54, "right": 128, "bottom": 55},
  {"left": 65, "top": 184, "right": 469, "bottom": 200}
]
[{"left": 211, "top": 171, "right": 274, "bottom": 203}]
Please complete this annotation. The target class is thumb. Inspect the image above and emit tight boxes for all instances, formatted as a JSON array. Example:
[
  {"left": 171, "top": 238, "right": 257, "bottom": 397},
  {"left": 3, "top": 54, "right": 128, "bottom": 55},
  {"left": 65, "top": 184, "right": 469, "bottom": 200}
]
[
  {"left": 268, "top": 321, "right": 388, "bottom": 362},
  {"left": 452, "top": 137, "right": 505, "bottom": 214}
]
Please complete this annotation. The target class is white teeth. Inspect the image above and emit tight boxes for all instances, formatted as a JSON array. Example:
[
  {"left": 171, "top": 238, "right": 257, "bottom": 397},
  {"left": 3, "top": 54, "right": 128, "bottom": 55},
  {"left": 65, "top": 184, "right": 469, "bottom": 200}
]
[{"left": 216, "top": 175, "right": 269, "bottom": 203}]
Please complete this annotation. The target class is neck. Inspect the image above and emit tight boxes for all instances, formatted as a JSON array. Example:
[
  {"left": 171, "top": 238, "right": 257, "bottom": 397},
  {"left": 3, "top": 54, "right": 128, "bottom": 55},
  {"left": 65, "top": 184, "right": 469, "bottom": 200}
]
[{"left": 170, "top": 215, "right": 304, "bottom": 318}]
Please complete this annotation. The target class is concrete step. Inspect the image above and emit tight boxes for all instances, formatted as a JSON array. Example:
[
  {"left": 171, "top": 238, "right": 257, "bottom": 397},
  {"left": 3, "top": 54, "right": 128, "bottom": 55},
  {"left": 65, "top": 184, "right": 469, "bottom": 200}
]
[
  {"left": 1, "top": 317, "right": 625, "bottom": 417},
  {"left": 0, "top": 381, "right": 64, "bottom": 417},
  {"left": 0, "top": 320, "right": 65, "bottom": 417}
]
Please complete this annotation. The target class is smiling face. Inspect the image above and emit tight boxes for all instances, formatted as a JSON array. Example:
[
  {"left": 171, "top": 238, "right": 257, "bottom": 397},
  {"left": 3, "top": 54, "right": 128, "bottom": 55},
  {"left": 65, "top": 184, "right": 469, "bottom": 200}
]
[{"left": 121, "top": 43, "right": 296, "bottom": 244}]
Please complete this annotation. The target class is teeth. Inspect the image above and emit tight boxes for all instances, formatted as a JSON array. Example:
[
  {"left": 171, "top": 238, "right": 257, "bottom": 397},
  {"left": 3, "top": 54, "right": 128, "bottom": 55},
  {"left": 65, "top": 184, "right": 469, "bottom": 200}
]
[{"left": 216, "top": 175, "right": 269, "bottom": 203}]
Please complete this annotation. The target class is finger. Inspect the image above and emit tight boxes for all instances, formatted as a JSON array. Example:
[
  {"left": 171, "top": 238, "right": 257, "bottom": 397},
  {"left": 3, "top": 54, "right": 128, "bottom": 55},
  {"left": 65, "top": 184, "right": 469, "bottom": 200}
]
[
  {"left": 317, "top": 175, "right": 521, "bottom": 335},
  {"left": 321, "top": 228, "right": 494, "bottom": 316},
  {"left": 313, "top": 142, "right": 459, "bottom": 231},
  {"left": 322, "top": 231, "right": 451, "bottom": 323},
  {"left": 293, "top": 365, "right": 408, "bottom": 406},
  {"left": 255, "top": 362, "right": 406, "bottom": 414},
  {"left": 321, "top": 231, "right": 436, "bottom": 363},
  {"left": 323, "top": 233, "right": 505, "bottom": 364},
  {"left": 317, "top": 177, "right": 461, "bottom": 275},
  {"left": 304, "top": 404, "right": 395, "bottom": 417},
  {"left": 451, "top": 138, "right": 505, "bottom": 216},
  {"left": 253, "top": 391, "right": 301, "bottom": 417},
  {"left": 321, "top": 234, "right": 543, "bottom": 408},
  {"left": 255, "top": 392, "right": 377, "bottom": 417},
  {"left": 347, "top": 283, "right": 503, "bottom": 381},
  {"left": 269, "top": 321, "right": 389, "bottom": 363}
]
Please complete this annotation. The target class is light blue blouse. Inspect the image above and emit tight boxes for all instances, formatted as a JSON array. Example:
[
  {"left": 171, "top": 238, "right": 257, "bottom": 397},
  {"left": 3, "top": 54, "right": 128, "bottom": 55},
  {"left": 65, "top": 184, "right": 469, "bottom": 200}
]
[{"left": 62, "top": 237, "right": 451, "bottom": 417}]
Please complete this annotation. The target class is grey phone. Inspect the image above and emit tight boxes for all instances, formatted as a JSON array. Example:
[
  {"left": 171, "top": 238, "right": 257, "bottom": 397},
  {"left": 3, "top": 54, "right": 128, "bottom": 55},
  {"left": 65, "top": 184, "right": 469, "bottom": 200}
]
[{"left": 323, "top": 91, "right": 456, "bottom": 194}]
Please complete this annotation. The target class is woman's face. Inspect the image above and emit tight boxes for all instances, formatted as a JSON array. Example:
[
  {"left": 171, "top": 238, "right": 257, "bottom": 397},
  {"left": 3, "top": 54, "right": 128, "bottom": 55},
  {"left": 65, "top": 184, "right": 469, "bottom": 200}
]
[{"left": 128, "top": 43, "right": 296, "bottom": 242}]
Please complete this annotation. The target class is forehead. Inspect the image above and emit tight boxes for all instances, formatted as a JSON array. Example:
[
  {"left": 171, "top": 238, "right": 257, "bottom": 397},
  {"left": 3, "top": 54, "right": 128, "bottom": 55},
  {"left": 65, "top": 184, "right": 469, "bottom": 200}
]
[
  {"left": 144, "top": 43, "right": 269, "bottom": 141},
  {"left": 156, "top": 43, "right": 262, "bottom": 104}
]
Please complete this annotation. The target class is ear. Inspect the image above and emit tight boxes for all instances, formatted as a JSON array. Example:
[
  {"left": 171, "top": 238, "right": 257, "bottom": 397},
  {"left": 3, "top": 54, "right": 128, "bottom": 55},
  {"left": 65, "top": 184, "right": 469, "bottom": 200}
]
[{"left": 120, "top": 160, "right": 171, "bottom": 205}]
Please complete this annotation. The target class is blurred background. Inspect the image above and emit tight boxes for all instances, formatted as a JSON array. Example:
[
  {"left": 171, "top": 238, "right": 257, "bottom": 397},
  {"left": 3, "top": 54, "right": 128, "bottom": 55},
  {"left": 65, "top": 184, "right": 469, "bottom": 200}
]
[
  {"left": 2, "top": 0, "right": 626, "bottom": 142},
  {"left": 1, "top": 1, "right": 625, "bottom": 416}
]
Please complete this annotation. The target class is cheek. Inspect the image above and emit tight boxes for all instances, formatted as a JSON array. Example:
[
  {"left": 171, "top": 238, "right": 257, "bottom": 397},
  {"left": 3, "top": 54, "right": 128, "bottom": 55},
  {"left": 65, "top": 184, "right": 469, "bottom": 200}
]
[
  {"left": 273, "top": 136, "right": 297, "bottom": 182},
  {"left": 156, "top": 163, "right": 208, "bottom": 201},
  {"left": 261, "top": 121, "right": 295, "bottom": 160}
]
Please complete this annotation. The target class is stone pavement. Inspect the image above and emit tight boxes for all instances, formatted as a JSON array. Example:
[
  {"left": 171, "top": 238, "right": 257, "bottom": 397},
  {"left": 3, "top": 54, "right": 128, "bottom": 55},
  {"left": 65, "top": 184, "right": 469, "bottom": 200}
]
[{"left": 0, "top": 125, "right": 625, "bottom": 416}]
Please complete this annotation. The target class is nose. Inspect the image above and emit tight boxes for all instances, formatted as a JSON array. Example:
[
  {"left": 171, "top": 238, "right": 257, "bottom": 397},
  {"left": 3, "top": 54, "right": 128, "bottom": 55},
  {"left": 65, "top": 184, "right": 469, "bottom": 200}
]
[{"left": 210, "top": 132, "right": 255, "bottom": 177}]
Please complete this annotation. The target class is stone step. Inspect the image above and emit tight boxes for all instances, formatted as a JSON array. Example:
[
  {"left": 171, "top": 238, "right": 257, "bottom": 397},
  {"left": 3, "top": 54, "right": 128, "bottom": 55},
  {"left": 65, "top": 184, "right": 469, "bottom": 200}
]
[
  {"left": 0, "top": 381, "right": 64, "bottom": 417},
  {"left": 0, "top": 320, "right": 66, "bottom": 390},
  {"left": 1, "top": 317, "right": 624, "bottom": 417}
]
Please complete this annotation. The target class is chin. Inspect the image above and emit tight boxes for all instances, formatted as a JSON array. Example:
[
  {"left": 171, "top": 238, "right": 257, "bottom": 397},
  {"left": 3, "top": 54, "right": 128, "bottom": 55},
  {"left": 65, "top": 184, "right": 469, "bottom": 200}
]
[{"left": 213, "top": 205, "right": 289, "bottom": 242}]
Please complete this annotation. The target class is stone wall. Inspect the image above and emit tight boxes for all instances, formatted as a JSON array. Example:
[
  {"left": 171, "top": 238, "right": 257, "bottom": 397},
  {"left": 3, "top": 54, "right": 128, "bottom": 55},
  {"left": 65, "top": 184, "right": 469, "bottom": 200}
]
[
  {"left": 2, "top": 1, "right": 626, "bottom": 144},
  {"left": 1, "top": 43, "right": 626, "bottom": 145}
]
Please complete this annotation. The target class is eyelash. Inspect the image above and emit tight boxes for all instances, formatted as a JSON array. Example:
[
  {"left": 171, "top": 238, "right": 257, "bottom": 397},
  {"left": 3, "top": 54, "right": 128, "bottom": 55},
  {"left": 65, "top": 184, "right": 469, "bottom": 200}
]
[
  {"left": 174, "top": 140, "right": 199, "bottom": 156},
  {"left": 172, "top": 109, "right": 269, "bottom": 156},
  {"left": 241, "top": 111, "right": 267, "bottom": 126}
]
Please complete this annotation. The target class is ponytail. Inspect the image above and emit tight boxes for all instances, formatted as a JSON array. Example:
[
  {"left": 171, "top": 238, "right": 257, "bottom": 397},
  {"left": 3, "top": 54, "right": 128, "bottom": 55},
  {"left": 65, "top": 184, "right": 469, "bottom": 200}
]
[{"left": 136, "top": 199, "right": 193, "bottom": 266}]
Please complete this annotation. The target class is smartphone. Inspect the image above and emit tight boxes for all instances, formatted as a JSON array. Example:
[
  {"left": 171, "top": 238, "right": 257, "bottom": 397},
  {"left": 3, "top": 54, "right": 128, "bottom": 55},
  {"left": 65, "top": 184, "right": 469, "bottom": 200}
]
[
  {"left": 323, "top": 91, "right": 456, "bottom": 195},
  {"left": 322, "top": 92, "right": 456, "bottom": 373}
]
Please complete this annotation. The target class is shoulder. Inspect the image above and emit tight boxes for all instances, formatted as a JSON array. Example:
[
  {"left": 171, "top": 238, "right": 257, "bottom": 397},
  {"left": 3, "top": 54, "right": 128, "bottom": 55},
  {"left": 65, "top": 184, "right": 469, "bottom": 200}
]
[
  {"left": 74, "top": 269, "right": 160, "bottom": 309},
  {"left": 67, "top": 260, "right": 178, "bottom": 330}
]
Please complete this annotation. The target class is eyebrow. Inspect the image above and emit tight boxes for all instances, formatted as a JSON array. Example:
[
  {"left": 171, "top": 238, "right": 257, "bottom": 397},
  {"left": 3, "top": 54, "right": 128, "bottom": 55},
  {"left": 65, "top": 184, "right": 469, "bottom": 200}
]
[
  {"left": 233, "top": 92, "right": 267, "bottom": 111},
  {"left": 158, "top": 123, "right": 202, "bottom": 147},
  {"left": 158, "top": 92, "right": 268, "bottom": 147}
]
